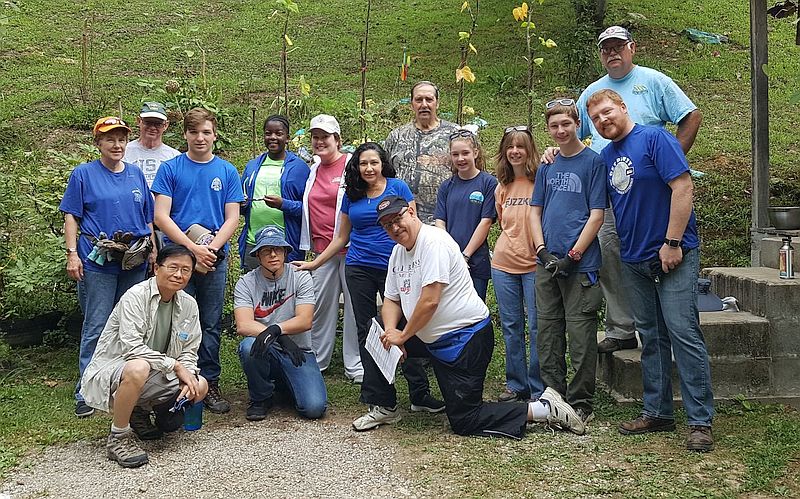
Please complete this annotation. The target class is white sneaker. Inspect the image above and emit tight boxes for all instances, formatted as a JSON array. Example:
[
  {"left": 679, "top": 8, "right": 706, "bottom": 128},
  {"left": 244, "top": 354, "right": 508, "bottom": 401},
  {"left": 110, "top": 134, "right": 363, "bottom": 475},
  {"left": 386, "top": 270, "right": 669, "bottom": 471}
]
[
  {"left": 541, "top": 387, "right": 585, "bottom": 435},
  {"left": 352, "top": 405, "right": 401, "bottom": 432}
]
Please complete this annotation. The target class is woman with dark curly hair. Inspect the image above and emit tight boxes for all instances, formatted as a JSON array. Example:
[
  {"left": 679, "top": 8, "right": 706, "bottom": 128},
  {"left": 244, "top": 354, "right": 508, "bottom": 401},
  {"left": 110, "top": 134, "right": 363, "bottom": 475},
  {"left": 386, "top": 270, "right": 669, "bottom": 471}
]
[{"left": 294, "top": 142, "right": 443, "bottom": 424}]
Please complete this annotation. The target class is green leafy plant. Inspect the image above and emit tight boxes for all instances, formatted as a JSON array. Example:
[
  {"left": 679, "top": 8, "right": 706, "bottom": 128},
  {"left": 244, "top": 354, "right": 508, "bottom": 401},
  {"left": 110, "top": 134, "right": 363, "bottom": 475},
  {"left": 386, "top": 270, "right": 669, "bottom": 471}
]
[
  {"left": 275, "top": 0, "right": 300, "bottom": 119},
  {"left": 455, "top": 0, "right": 479, "bottom": 125},
  {"left": 512, "top": 1, "right": 557, "bottom": 128}
]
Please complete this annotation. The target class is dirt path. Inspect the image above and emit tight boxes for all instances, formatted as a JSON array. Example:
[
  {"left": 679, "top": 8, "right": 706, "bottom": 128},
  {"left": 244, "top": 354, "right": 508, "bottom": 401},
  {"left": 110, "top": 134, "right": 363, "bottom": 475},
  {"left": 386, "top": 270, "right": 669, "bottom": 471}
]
[{"left": 1, "top": 411, "right": 429, "bottom": 499}]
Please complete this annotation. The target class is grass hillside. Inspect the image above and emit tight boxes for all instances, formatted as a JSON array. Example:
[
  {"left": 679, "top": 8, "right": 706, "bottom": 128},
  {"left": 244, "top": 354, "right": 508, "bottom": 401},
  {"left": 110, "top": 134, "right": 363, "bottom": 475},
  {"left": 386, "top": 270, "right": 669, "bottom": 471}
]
[{"left": 2, "top": 0, "right": 799, "bottom": 270}]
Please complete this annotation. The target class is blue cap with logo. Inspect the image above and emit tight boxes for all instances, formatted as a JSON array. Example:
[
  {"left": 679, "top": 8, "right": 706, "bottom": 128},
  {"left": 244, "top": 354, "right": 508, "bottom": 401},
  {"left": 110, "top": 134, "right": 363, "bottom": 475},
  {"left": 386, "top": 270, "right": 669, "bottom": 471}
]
[{"left": 250, "top": 225, "right": 292, "bottom": 256}]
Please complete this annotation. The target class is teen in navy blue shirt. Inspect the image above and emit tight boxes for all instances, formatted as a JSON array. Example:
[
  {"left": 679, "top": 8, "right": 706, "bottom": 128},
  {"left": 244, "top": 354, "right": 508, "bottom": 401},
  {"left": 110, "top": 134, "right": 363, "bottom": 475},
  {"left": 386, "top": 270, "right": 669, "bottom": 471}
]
[
  {"left": 531, "top": 100, "right": 606, "bottom": 423},
  {"left": 435, "top": 128, "right": 497, "bottom": 300}
]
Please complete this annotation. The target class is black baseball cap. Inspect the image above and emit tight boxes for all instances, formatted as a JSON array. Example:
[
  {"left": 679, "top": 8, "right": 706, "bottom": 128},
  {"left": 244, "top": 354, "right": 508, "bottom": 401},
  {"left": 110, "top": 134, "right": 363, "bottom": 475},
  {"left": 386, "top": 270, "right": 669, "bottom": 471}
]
[{"left": 375, "top": 196, "right": 409, "bottom": 224}]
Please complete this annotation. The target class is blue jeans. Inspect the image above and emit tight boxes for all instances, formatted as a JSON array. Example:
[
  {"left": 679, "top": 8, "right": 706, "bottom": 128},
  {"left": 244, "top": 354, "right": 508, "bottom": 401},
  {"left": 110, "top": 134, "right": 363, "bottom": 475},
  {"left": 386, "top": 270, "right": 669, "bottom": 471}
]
[
  {"left": 491, "top": 268, "right": 543, "bottom": 399},
  {"left": 238, "top": 337, "right": 328, "bottom": 419},
  {"left": 75, "top": 268, "right": 146, "bottom": 401},
  {"left": 184, "top": 258, "right": 228, "bottom": 383},
  {"left": 621, "top": 248, "right": 714, "bottom": 426}
]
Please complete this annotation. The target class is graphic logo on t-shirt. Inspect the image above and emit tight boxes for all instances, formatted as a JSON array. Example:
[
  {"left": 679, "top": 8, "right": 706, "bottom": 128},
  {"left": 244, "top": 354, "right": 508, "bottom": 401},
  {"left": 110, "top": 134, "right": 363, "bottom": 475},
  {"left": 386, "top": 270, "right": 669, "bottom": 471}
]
[
  {"left": 547, "top": 172, "right": 582, "bottom": 194},
  {"left": 254, "top": 290, "right": 294, "bottom": 318},
  {"left": 503, "top": 197, "right": 532, "bottom": 208},
  {"left": 332, "top": 176, "right": 342, "bottom": 184},
  {"left": 131, "top": 188, "right": 143, "bottom": 203},
  {"left": 468, "top": 191, "right": 484, "bottom": 204},
  {"left": 211, "top": 177, "right": 222, "bottom": 191},
  {"left": 400, "top": 278, "right": 411, "bottom": 294},
  {"left": 632, "top": 84, "right": 648, "bottom": 95},
  {"left": 610, "top": 156, "right": 634, "bottom": 195}
]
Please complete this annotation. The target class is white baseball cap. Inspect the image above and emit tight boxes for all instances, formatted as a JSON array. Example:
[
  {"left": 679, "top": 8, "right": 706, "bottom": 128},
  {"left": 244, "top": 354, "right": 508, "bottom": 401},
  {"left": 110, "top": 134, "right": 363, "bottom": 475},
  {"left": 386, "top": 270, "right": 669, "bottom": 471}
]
[
  {"left": 597, "top": 26, "right": 633, "bottom": 46},
  {"left": 309, "top": 114, "right": 340, "bottom": 135}
]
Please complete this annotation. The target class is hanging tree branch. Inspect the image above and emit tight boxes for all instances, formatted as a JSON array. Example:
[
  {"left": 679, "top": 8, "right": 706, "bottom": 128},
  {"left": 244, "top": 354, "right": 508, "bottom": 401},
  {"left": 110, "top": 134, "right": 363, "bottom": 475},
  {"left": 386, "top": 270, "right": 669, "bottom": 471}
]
[{"left": 359, "top": 0, "right": 372, "bottom": 143}]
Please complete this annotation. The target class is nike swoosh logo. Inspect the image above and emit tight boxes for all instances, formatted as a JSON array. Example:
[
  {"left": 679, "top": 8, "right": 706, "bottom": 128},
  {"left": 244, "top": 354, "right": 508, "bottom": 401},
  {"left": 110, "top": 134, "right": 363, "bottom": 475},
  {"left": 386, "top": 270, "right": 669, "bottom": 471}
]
[{"left": 254, "top": 293, "right": 295, "bottom": 318}]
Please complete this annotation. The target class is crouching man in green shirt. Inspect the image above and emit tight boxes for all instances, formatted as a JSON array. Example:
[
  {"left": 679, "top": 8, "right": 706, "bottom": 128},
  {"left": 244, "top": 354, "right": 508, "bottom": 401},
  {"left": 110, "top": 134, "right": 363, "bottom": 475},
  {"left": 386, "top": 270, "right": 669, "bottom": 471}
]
[{"left": 80, "top": 244, "right": 208, "bottom": 468}]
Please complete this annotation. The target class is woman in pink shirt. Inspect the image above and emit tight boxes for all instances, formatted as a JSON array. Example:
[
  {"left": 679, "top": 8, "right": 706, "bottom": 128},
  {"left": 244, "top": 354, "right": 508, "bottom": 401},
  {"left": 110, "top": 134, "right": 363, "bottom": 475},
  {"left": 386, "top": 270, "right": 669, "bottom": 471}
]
[
  {"left": 298, "top": 115, "right": 361, "bottom": 382},
  {"left": 491, "top": 126, "right": 544, "bottom": 403}
]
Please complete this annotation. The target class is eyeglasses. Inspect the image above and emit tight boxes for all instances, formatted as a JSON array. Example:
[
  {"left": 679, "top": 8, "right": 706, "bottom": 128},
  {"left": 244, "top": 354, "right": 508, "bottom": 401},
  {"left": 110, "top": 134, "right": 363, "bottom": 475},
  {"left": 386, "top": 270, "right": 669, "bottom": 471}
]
[
  {"left": 449, "top": 129, "right": 477, "bottom": 142},
  {"left": 545, "top": 98, "right": 575, "bottom": 109},
  {"left": 379, "top": 208, "right": 408, "bottom": 230},
  {"left": 257, "top": 247, "right": 285, "bottom": 256},
  {"left": 503, "top": 125, "right": 532, "bottom": 137},
  {"left": 599, "top": 42, "right": 631, "bottom": 55},
  {"left": 141, "top": 119, "right": 166, "bottom": 128},
  {"left": 162, "top": 264, "right": 193, "bottom": 276}
]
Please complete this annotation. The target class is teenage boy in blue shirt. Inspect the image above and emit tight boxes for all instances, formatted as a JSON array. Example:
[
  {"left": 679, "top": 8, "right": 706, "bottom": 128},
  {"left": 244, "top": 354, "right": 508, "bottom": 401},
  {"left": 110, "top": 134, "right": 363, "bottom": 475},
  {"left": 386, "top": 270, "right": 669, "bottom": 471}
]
[
  {"left": 151, "top": 108, "right": 245, "bottom": 413},
  {"left": 532, "top": 99, "right": 607, "bottom": 424}
]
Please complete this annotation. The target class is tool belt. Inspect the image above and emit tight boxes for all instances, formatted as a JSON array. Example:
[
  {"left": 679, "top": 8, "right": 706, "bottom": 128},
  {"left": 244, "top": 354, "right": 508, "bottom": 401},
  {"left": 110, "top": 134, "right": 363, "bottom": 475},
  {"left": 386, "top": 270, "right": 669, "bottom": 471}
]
[{"left": 87, "top": 231, "right": 152, "bottom": 270}]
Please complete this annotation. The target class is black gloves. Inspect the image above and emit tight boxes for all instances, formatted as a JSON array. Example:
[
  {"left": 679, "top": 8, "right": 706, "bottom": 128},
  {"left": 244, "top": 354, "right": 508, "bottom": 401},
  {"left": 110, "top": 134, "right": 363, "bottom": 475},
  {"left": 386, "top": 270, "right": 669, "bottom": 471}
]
[
  {"left": 546, "top": 255, "right": 578, "bottom": 277},
  {"left": 250, "top": 324, "right": 282, "bottom": 358},
  {"left": 538, "top": 247, "right": 577, "bottom": 278},
  {"left": 537, "top": 248, "right": 558, "bottom": 268},
  {"left": 277, "top": 336, "right": 306, "bottom": 367}
]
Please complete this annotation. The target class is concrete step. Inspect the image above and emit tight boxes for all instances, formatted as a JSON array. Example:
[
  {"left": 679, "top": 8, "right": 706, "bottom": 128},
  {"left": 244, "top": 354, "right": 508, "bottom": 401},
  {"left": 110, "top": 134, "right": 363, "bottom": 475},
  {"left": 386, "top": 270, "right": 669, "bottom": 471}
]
[
  {"left": 597, "top": 346, "right": 773, "bottom": 402},
  {"left": 700, "top": 311, "right": 770, "bottom": 357},
  {"left": 758, "top": 237, "right": 800, "bottom": 270},
  {"left": 704, "top": 267, "right": 800, "bottom": 355}
]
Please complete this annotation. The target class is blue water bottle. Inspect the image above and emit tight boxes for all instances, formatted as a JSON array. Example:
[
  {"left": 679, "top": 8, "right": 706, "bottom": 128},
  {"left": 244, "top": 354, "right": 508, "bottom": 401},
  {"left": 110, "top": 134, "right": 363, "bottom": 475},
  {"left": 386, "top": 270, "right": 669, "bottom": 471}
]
[{"left": 183, "top": 401, "right": 204, "bottom": 431}]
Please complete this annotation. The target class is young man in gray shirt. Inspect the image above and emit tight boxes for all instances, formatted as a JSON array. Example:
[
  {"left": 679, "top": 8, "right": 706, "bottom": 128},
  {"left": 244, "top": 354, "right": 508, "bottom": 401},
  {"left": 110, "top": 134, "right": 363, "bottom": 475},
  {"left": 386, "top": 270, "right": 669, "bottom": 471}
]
[{"left": 234, "top": 226, "right": 327, "bottom": 421}]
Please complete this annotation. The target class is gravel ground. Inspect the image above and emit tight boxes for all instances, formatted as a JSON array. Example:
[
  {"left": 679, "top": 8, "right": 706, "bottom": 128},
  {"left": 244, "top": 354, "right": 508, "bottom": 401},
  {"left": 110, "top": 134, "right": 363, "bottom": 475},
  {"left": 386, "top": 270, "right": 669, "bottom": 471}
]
[{"left": 1, "top": 412, "right": 430, "bottom": 499}]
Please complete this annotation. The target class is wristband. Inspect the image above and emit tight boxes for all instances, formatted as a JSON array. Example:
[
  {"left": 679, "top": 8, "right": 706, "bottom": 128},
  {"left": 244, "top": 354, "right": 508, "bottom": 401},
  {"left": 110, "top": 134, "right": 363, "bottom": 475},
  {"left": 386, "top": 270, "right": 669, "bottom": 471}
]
[{"left": 568, "top": 249, "right": 582, "bottom": 261}]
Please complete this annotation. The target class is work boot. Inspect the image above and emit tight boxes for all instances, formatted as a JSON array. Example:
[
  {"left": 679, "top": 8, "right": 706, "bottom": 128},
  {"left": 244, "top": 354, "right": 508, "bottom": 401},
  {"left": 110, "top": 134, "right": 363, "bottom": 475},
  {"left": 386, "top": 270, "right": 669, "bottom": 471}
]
[
  {"left": 497, "top": 389, "right": 527, "bottom": 403},
  {"left": 597, "top": 336, "right": 638, "bottom": 353},
  {"left": 618, "top": 415, "right": 676, "bottom": 435},
  {"left": 686, "top": 426, "right": 714, "bottom": 452},
  {"left": 204, "top": 382, "right": 231, "bottom": 414}
]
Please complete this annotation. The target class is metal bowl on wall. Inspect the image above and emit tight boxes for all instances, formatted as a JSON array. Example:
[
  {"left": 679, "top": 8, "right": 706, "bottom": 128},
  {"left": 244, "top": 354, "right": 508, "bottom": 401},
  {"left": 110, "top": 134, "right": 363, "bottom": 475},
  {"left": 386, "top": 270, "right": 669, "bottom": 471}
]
[{"left": 768, "top": 206, "right": 800, "bottom": 230}]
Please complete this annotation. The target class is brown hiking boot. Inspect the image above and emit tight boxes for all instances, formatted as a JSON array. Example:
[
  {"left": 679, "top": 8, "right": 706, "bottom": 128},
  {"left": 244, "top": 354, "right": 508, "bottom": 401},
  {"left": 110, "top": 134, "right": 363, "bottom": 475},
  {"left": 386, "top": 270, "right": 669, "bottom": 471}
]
[
  {"left": 618, "top": 415, "right": 676, "bottom": 435},
  {"left": 686, "top": 426, "right": 714, "bottom": 452}
]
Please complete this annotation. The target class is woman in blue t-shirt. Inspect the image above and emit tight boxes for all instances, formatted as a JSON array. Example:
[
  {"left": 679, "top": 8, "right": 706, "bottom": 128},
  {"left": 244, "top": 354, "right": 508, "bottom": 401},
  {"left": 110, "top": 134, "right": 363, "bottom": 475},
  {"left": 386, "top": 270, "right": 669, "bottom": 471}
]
[
  {"left": 294, "top": 142, "right": 442, "bottom": 417},
  {"left": 59, "top": 116, "right": 154, "bottom": 418},
  {"left": 434, "top": 128, "right": 497, "bottom": 301}
]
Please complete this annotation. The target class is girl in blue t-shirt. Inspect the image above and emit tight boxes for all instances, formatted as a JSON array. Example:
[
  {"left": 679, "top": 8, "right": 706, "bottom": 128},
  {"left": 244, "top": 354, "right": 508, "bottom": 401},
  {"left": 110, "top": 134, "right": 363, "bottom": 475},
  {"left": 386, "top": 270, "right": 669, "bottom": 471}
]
[
  {"left": 59, "top": 116, "right": 154, "bottom": 418},
  {"left": 293, "top": 142, "right": 442, "bottom": 417},
  {"left": 434, "top": 128, "right": 497, "bottom": 301}
]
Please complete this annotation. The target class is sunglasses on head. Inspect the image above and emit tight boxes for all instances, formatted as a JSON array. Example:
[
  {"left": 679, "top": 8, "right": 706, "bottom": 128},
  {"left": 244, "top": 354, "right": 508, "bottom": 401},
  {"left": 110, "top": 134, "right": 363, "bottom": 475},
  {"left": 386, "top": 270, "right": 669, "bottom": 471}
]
[
  {"left": 503, "top": 125, "right": 532, "bottom": 137},
  {"left": 545, "top": 98, "right": 575, "bottom": 109},
  {"left": 101, "top": 117, "right": 128, "bottom": 127},
  {"left": 449, "top": 129, "right": 477, "bottom": 142}
]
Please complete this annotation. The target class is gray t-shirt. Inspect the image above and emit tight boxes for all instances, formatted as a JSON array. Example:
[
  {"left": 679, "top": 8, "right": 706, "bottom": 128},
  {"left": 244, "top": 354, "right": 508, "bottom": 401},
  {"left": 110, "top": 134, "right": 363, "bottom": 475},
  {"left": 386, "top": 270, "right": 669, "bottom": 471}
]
[
  {"left": 233, "top": 264, "right": 315, "bottom": 350},
  {"left": 384, "top": 120, "right": 459, "bottom": 223}
]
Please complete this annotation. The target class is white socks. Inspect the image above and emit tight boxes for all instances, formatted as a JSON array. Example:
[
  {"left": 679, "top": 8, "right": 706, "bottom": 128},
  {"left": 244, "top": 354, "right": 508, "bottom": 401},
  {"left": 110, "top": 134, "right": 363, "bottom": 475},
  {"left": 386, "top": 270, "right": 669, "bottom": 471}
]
[{"left": 528, "top": 400, "right": 550, "bottom": 421}]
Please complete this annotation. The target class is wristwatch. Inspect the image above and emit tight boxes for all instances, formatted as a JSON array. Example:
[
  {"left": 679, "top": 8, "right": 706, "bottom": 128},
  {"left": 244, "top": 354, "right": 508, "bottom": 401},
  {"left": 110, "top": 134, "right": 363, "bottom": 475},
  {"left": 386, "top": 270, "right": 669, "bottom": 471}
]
[
  {"left": 66, "top": 247, "right": 78, "bottom": 255},
  {"left": 664, "top": 238, "right": 681, "bottom": 248}
]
